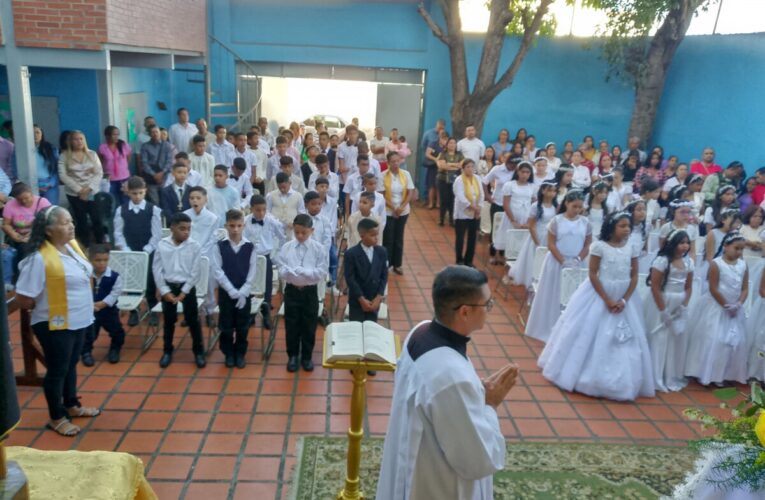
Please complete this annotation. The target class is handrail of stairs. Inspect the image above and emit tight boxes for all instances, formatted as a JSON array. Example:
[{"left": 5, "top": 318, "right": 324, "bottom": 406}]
[{"left": 208, "top": 34, "right": 263, "bottom": 131}]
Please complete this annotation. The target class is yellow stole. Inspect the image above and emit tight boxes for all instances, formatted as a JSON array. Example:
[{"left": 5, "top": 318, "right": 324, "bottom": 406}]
[
  {"left": 383, "top": 169, "right": 408, "bottom": 206},
  {"left": 39, "top": 240, "right": 87, "bottom": 330},
  {"left": 463, "top": 175, "right": 480, "bottom": 205}
]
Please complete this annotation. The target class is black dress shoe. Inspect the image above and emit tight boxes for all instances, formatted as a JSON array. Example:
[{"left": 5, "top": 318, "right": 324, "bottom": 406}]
[
  {"left": 81, "top": 352, "right": 95, "bottom": 367},
  {"left": 225, "top": 354, "right": 235, "bottom": 368},
  {"left": 148, "top": 312, "right": 159, "bottom": 326},
  {"left": 195, "top": 354, "right": 207, "bottom": 368},
  {"left": 261, "top": 305, "right": 272, "bottom": 330},
  {"left": 287, "top": 356, "right": 299, "bottom": 372},
  {"left": 128, "top": 310, "right": 139, "bottom": 327},
  {"left": 301, "top": 359, "right": 314, "bottom": 372},
  {"left": 235, "top": 353, "right": 246, "bottom": 369},
  {"left": 159, "top": 352, "right": 172, "bottom": 368},
  {"left": 107, "top": 348, "right": 120, "bottom": 364}
]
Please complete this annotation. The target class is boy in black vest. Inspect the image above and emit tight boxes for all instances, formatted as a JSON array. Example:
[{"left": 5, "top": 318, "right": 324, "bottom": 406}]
[
  {"left": 81, "top": 245, "right": 125, "bottom": 365},
  {"left": 160, "top": 162, "right": 192, "bottom": 221},
  {"left": 113, "top": 176, "right": 162, "bottom": 326},
  {"left": 212, "top": 209, "right": 258, "bottom": 368}
]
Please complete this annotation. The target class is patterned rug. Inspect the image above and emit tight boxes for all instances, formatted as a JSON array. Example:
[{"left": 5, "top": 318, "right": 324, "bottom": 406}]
[{"left": 291, "top": 436, "right": 697, "bottom": 499}]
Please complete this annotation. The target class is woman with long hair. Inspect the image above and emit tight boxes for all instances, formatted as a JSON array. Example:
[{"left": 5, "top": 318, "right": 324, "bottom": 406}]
[
  {"left": 98, "top": 125, "right": 131, "bottom": 205},
  {"left": 436, "top": 137, "right": 464, "bottom": 226},
  {"left": 15, "top": 206, "right": 101, "bottom": 436},
  {"left": 2, "top": 182, "right": 51, "bottom": 274},
  {"left": 33, "top": 125, "right": 60, "bottom": 203},
  {"left": 57, "top": 130, "right": 105, "bottom": 246}
]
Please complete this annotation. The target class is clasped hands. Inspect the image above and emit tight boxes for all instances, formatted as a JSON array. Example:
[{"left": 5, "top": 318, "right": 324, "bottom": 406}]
[
  {"left": 482, "top": 363, "right": 519, "bottom": 408},
  {"left": 358, "top": 295, "right": 383, "bottom": 312}
]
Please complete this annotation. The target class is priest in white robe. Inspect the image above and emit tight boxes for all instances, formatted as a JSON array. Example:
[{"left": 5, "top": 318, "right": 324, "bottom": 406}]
[{"left": 377, "top": 265, "right": 519, "bottom": 500}]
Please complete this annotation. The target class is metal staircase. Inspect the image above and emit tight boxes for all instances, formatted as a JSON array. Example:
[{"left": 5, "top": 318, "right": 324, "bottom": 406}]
[{"left": 206, "top": 34, "right": 262, "bottom": 131}]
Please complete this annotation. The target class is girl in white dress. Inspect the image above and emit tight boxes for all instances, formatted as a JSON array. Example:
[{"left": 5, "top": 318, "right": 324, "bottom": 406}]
[
  {"left": 644, "top": 230, "right": 694, "bottom": 392},
  {"left": 740, "top": 205, "right": 764, "bottom": 260},
  {"left": 525, "top": 190, "right": 591, "bottom": 343},
  {"left": 685, "top": 232, "right": 749, "bottom": 385},
  {"left": 626, "top": 199, "right": 653, "bottom": 274},
  {"left": 554, "top": 166, "right": 573, "bottom": 205},
  {"left": 538, "top": 211, "right": 655, "bottom": 401},
  {"left": 686, "top": 174, "right": 705, "bottom": 226},
  {"left": 658, "top": 199, "right": 699, "bottom": 261},
  {"left": 508, "top": 181, "right": 557, "bottom": 288},
  {"left": 586, "top": 181, "right": 609, "bottom": 239},
  {"left": 747, "top": 260, "right": 765, "bottom": 381},
  {"left": 532, "top": 157, "right": 552, "bottom": 186},
  {"left": 704, "top": 185, "right": 737, "bottom": 234},
  {"left": 497, "top": 161, "right": 535, "bottom": 252},
  {"left": 606, "top": 167, "right": 631, "bottom": 211}
]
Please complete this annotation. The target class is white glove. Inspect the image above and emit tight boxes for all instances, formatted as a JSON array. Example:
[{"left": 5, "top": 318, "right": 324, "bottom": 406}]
[
  {"left": 228, "top": 289, "right": 241, "bottom": 301},
  {"left": 724, "top": 303, "right": 740, "bottom": 318},
  {"left": 660, "top": 309, "right": 672, "bottom": 327},
  {"left": 561, "top": 258, "right": 576, "bottom": 269},
  {"left": 235, "top": 295, "right": 247, "bottom": 310}
]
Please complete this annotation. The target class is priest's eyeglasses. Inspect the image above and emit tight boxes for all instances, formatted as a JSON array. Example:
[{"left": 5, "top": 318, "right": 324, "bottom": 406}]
[{"left": 452, "top": 297, "right": 494, "bottom": 312}]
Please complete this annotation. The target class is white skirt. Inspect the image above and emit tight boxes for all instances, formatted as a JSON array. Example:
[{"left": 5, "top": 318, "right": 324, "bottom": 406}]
[
  {"left": 538, "top": 278, "right": 655, "bottom": 401},
  {"left": 684, "top": 295, "right": 748, "bottom": 385},
  {"left": 508, "top": 228, "right": 547, "bottom": 288},
  {"left": 496, "top": 201, "right": 530, "bottom": 251},
  {"left": 524, "top": 254, "right": 584, "bottom": 343},
  {"left": 747, "top": 296, "right": 765, "bottom": 381},
  {"left": 643, "top": 291, "right": 689, "bottom": 392}
]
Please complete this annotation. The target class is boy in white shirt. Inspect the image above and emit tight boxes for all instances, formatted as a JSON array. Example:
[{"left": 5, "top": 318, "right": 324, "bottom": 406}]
[
  {"left": 164, "top": 152, "right": 202, "bottom": 188},
  {"left": 267, "top": 156, "right": 306, "bottom": 195},
  {"left": 246, "top": 130, "right": 268, "bottom": 194},
  {"left": 343, "top": 154, "right": 374, "bottom": 218},
  {"left": 308, "top": 153, "right": 340, "bottom": 199},
  {"left": 347, "top": 191, "right": 382, "bottom": 248},
  {"left": 208, "top": 165, "right": 239, "bottom": 226},
  {"left": 570, "top": 150, "right": 592, "bottom": 190},
  {"left": 314, "top": 177, "right": 340, "bottom": 288},
  {"left": 304, "top": 191, "right": 332, "bottom": 262},
  {"left": 184, "top": 186, "right": 219, "bottom": 322},
  {"left": 153, "top": 212, "right": 205, "bottom": 368},
  {"left": 190, "top": 135, "right": 216, "bottom": 188},
  {"left": 266, "top": 172, "right": 305, "bottom": 235},
  {"left": 207, "top": 124, "right": 235, "bottom": 167},
  {"left": 228, "top": 158, "right": 253, "bottom": 210},
  {"left": 350, "top": 173, "right": 387, "bottom": 225}
]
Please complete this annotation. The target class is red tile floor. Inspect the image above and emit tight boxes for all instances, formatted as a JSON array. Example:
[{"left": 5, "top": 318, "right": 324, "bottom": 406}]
[{"left": 6, "top": 206, "right": 730, "bottom": 499}]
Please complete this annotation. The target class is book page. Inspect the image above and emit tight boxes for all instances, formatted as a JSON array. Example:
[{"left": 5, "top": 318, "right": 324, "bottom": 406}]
[
  {"left": 327, "top": 322, "right": 364, "bottom": 359},
  {"left": 362, "top": 321, "right": 397, "bottom": 364}
]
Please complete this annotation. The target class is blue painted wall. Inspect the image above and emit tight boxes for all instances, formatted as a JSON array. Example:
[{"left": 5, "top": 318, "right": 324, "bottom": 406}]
[
  {"left": 0, "top": 67, "right": 101, "bottom": 146},
  {"left": 205, "top": 0, "right": 765, "bottom": 174}
]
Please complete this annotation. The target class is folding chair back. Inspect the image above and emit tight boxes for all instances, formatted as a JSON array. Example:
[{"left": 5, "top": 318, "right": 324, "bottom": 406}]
[
  {"left": 532, "top": 247, "right": 548, "bottom": 285},
  {"left": 108, "top": 251, "right": 149, "bottom": 294},
  {"left": 252, "top": 255, "right": 268, "bottom": 296},
  {"left": 162, "top": 227, "right": 171, "bottom": 238},
  {"left": 196, "top": 257, "right": 209, "bottom": 300},
  {"left": 215, "top": 228, "right": 227, "bottom": 241},
  {"left": 480, "top": 202, "right": 492, "bottom": 235},
  {"left": 560, "top": 267, "right": 588, "bottom": 309},
  {"left": 491, "top": 211, "right": 505, "bottom": 249},
  {"left": 504, "top": 229, "right": 529, "bottom": 261}
]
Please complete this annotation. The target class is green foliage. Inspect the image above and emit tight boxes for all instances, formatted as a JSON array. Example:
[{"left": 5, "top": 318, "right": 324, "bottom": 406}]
[{"left": 501, "top": 0, "right": 558, "bottom": 37}]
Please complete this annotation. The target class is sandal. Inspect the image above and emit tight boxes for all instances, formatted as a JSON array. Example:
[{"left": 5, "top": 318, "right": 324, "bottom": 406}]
[
  {"left": 67, "top": 406, "right": 102, "bottom": 418},
  {"left": 47, "top": 419, "right": 80, "bottom": 437}
]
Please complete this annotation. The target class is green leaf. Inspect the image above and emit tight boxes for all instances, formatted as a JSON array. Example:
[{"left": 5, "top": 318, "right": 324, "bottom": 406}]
[
  {"left": 752, "top": 383, "right": 765, "bottom": 407},
  {"left": 714, "top": 387, "right": 741, "bottom": 401},
  {"left": 746, "top": 406, "right": 759, "bottom": 417}
]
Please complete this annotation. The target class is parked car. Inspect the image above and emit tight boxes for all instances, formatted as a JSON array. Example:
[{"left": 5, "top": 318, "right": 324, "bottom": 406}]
[{"left": 302, "top": 114, "right": 348, "bottom": 136}]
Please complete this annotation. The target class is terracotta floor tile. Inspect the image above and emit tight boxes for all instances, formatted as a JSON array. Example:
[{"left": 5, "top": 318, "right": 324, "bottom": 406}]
[
  {"left": 514, "top": 418, "right": 556, "bottom": 438},
  {"left": 573, "top": 403, "right": 612, "bottom": 420},
  {"left": 192, "top": 455, "right": 237, "bottom": 480},
  {"left": 539, "top": 402, "right": 578, "bottom": 419},
  {"left": 76, "top": 430, "right": 123, "bottom": 451},
  {"left": 106, "top": 393, "right": 146, "bottom": 410},
  {"left": 233, "top": 482, "right": 278, "bottom": 500},
  {"left": 219, "top": 395, "right": 256, "bottom": 413},
  {"left": 159, "top": 432, "right": 204, "bottom": 454},
  {"left": 142, "top": 394, "right": 182, "bottom": 411},
  {"left": 586, "top": 420, "right": 628, "bottom": 439},
  {"left": 251, "top": 414, "right": 289, "bottom": 434},
  {"left": 170, "top": 412, "right": 213, "bottom": 432},
  {"left": 117, "top": 431, "right": 165, "bottom": 453},
  {"left": 507, "top": 401, "right": 543, "bottom": 419},
  {"left": 606, "top": 403, "right": 647, "bottom": 421},
  {"left": 245, "top": 434, "right": 286, "bottom": 455},
  {"left": 201, "top": 433, "right": 246, "bottom": 454},
  {"left": 181, "top": 394, "right": 220, "bottom": 411},
  {"left": 147, "top": 454, "right": 194, "bottom": 480},
  {"left": 226, "top": 378, "right": 259, "bottom": 394},
  {"left": 183, "top": 482, "right": 232, "bottom": 500},
  {"left": 188, "top": 377, "right": 227, "bottom": 394},
  {"left": 129, "top": 411, "right": 174, "bottom": 431},
  {"left": 529, "top": 385, "right": 568, "bottom": 402},
  {"left": 621, "top": 421, "right": 663, "bottom": 440},
  {"left": 149, "top": 481, "right": 184, "bottom": 499},
  {"left": 151, "top": 377, "right": 191, "bottom": 394},
  {"left": 211, "top": 412, "right": 252, "bottom": 433},
  {"left": 549, "top": 419, "right": 591, "bottom": 438},
  {"left": 116, "top": 377, "right": 155, "bottom": 393},
  {"left": 238, "top": 456, "right": 282, "bottom": 481},
  {"left": 657, "top": 421, "right": 700, "bottom": 441},
  {"left": 4, "top": 430, "right": 38, "bottom": 447},
  {"left": 290, "top": 414, "right": 326, "bottom": 433}
]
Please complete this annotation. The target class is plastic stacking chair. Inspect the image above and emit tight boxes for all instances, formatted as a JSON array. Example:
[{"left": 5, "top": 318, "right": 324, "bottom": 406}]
[
  {"left": 560, "top": 267, "right": 588, "bottom": 311},
  {"left": 519, "top": 246, "right": 548, "bottom": 324},
  {"left": 494, "top": 229, "right": 529, "bottom": 300},
  {"left": 161, "top": 227, "right": 171, "bottom": 239},
  {"left": 108, "top": 251, "right": 153, "bottom": 350},
  {"left": 485, "top": 211, "right": 505, "bottom": 269},
  {"left": 145, "top": 256, "right": 210, "bottom": 354}
]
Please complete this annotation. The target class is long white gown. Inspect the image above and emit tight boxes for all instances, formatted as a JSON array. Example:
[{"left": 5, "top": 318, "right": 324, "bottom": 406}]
[
  {"left": 643, "top": 255, "right": 693, "bottom": 392},
  {"left": 538, "top": 240, "right": 655, "bottom": 401},
  {"left": 684, "top": 257, "right": 749, "bottom": 385},
  {"left": 377, "top": 321, "right": 505, "bottom": 500},
  {"left": 587, "top": 206, "right": 604, "bottom": 240},
  {"left": 629, "top": 225, "right": 652, "bottom": 274},
  {"left": 508, "top": 203, "right": 556, "bottom": 288},
  {"left": 496, "top": 180, "right": 535, "bottom": 251},
  {"left": 747, "top": 262, "right": 765, "bottom": 381},
  {"left": 525, "top": 214, "right": 591, "bottom": 343}
]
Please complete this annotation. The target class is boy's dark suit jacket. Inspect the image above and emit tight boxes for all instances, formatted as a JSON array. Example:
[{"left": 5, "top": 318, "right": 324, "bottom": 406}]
[
  {"left": 160, "top": 184, "right": 191, "bottom": 220},
  {"left": 344, "top": 244, "right": 388, "bottom": 302}
]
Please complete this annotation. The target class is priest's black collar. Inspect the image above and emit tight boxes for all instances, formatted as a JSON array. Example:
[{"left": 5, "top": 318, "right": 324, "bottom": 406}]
[{"left": 407, "top": 320, "right": 470, "bottom": 361}]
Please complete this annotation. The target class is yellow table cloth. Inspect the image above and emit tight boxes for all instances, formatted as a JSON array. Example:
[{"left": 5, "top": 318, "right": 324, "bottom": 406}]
[{"left": 6, "top": 447, "right": 156, "bottom": 500}]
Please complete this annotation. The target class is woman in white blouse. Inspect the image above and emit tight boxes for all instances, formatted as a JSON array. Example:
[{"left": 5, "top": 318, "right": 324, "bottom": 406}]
[
  {"left": 57, "top": 130, "right": 104, "bottom": 246},
  {"left": 453, "top": 160, "right": 484, "bottom": 267},
  {"left": 15, "top": 206, "right": 101, "bottom": 437},
  {"left": 382, "top": 151, "right": 415, "bottom": 275}
]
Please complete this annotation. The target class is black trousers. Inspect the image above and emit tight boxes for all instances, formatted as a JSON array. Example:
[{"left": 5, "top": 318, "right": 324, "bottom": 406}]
[
  {"left": 284, "top": 284, "right": 318, "bottom": 360},
  {"left": 455, "top": 218, "right": 479, "bottom": 266},
  {"left": 263, "top": 254, "right": 273, "bottom": 308},
  {"left": 161, "top": 283, "right": 204, "bottom": 354},
  {"left": 382, "top": 213, "right": 408, "bottom": 268},
  {"left": 438, "top": 179, "right": 454, "bottom": 223},
  {"left": 66, "top": 195, "right": 105, "bottom": 247},
  {"left": 489, "top": 202, "right": 504, "bottom": 257},
  {"left": 349, "top": 299, "right": 379, "bottom": 322},
  {"left": 82, "top": 308, "right": 125, "bottom": 354},
  {"left": 218, "top": 290, "right": 251, "bottom": 356},
  {"left": 146, "top": 252, "right": 158, "bottom": 308},
  {"left": 32, "top": 323, "right": 86, "bottom": 420}
]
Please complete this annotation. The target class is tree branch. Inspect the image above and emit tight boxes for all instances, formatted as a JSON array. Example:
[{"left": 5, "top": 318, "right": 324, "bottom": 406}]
[
  {"left": 473, "top": 0, "right": 515, "bottom": 94},
  {"left": 418, "top": 2, "right": 450, "bottom": 46},
  {"left": 486, "top": 0, "right": 555, "bottom": 101}
]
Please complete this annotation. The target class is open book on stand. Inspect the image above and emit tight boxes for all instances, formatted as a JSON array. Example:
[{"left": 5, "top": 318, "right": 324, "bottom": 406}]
[{"left": 324, "top": 321, "right": 397, "bottom": 365}]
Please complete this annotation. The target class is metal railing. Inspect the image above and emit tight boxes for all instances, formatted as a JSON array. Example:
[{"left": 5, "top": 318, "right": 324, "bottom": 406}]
[{"left": 207, "top": 34, "right": 262, "bottom": 131}]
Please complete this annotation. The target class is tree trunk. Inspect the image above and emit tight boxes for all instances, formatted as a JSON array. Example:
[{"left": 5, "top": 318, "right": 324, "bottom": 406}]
[
  {"left": 628, "top": 0, "right": 701, "bottom": 146},
  {"left": 451, "top": 98, "right": 491, "bottom": 139}
]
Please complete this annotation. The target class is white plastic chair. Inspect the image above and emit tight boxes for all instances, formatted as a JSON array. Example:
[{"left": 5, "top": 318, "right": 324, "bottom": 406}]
[
  {"left": 504, "top": 229, "right": 529, "bottom": 262},
  {"left": 479, "top": 201, "right": 492, "bottom": 236},
  {"left": 161, "top": 227, "right": 171, "bottom": 239},
  {"left": 560, "top": 267, "right": 588, "bottom": 310},
  {"left": 215, "top": 228, "right": 227, "bottom": 241},
  {"left": 108, "top": 251, "right": 153, "bottom": 350},
  {"left": 519, "top": 246, "right": 548, "bottom": 321},
  {"left": 146, "top": 256, "right": 210, "bottom": 352}
]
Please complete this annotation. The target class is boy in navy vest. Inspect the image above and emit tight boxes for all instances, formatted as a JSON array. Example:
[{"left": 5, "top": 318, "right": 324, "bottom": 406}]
[
  {"left": 81, "top": 245, "right": 125, "bottom": 365},
  {"left": 212, "top": 209, "right": 258, "bottom": 368},
  {"left": 113, "top": 176, "right": 162, "bottom": 326}
]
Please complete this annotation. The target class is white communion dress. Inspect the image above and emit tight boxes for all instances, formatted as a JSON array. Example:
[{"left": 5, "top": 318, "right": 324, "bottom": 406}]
[
  {"left": 643, "top": 255, "right": 694, "bottom": 392},
  {"left": 525, "top": 214, "right": 591, "bottom": 343},
  {"left": 538, "top": 240, "right": 655, "bottom": 401},
  {"left": 508, "top": 203, "right": 556, "bottom": 288},
  {"left": 496, "top": 181, "right": 535, "bottom": 251},
  {"left": 684, "top": 257, "right": 749, "bottom": 385},
  {"left": 747, "top": 262, "right": 765, "bottom": 381}
]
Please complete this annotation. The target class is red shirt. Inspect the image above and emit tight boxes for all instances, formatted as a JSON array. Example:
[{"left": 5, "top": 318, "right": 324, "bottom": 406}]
[
  {"left": 752, "top": 184, "right": 765, "bottom": 206},
  {"left": 690, "top": 161, "right": 721, "bottom": 177}
]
